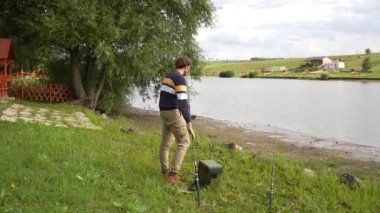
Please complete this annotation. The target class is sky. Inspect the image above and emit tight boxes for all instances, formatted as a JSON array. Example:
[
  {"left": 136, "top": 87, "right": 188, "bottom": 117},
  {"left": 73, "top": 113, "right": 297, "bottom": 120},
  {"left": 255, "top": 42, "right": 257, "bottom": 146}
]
[{"left": 196, "top": 0, "right": 380, "bottom": 60}]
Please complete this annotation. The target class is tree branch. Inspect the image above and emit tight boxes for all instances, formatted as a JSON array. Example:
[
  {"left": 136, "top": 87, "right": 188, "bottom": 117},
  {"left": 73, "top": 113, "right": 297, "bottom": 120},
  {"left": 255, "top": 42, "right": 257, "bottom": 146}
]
[{"left": 93, "top": 67, "right": 107, "bottom": 110}]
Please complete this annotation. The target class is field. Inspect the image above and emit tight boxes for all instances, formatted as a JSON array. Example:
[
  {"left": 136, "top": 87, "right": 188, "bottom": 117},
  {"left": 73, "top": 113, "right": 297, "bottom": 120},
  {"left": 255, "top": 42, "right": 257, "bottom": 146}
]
[
  {"left": 202, "top": 53, "right": 380, "bottom": 80},
  {"left": 1, "top": 100, "right": 379, "bottom": 212}
]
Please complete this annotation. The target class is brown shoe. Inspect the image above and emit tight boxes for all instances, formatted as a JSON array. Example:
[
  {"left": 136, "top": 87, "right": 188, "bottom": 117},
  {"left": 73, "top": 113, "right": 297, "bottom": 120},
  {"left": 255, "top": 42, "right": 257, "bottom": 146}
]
[
  {"left": 166, "top": 174, "right": 184, "bottom": 185},
  {"left": 162, "top": 170, "right": 169, "bottom": 178}
]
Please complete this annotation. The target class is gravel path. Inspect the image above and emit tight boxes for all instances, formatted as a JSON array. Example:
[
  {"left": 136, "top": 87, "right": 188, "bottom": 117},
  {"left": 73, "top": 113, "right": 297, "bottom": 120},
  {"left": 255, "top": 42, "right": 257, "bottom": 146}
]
[{"left": 0, "top": 103, "right": 101, "bottom": 130}]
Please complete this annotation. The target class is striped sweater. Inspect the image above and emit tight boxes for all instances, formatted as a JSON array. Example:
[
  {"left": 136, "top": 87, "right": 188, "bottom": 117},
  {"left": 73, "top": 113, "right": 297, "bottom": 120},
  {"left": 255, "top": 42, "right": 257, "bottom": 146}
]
[{"left": 159, "top": 70, "right": 191, "bottom": 123}]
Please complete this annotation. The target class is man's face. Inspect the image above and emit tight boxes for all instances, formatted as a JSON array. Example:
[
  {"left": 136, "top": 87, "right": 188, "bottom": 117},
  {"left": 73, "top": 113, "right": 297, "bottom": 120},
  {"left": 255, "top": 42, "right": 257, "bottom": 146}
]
[{"left": 184, "top": 65, "right": 191, "bottom": 76}]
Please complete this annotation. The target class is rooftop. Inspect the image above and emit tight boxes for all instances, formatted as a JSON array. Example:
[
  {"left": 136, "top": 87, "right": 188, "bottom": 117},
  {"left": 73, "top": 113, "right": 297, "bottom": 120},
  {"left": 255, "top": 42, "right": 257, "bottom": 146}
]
[{"left": 0, "top": 38, "right": 15, "bottom": 62}]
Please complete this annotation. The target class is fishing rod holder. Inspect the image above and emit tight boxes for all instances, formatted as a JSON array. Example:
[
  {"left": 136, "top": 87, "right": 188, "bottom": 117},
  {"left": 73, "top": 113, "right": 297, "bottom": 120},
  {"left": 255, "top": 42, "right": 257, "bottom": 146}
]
[{"left": 189, "top": 160, "right": 223, "bottom": 191}]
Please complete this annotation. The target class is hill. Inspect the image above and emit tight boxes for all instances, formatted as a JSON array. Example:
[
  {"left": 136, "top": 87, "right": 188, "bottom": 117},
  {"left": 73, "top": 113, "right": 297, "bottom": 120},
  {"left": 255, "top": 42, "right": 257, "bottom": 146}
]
[
  {"left": 0, "top": 101, "right": 379, "bottom": 212},
  {"left": 202, "top": 53, "right": 380, "bottom": 80}
]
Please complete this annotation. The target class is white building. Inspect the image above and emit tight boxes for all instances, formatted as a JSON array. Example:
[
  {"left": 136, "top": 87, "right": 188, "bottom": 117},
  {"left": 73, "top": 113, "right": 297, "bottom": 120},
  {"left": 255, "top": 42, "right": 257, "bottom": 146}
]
[
  {"left": 306, "top": 57, "right": 332, "bottom": 66},
  {"left": 323, "top": 60, "right": 345, "bottom": 71}
]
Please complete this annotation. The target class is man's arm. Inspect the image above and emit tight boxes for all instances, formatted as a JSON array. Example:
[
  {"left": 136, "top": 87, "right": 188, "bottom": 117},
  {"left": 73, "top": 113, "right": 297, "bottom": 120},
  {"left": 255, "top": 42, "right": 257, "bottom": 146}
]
[{"left": 174, "top": 77, "right": 191, "bottom": 123}]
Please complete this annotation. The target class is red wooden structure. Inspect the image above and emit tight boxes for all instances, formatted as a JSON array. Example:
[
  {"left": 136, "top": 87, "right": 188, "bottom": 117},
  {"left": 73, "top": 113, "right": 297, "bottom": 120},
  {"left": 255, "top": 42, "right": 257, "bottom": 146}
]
[
  {"left": 0, "top": 38, "right": 73, "bottom": 103},
  {"left": 0, "top": 38, "right": 15, "bottom": 99},
  {"left": 9, "top": 81, "right": 73, "bottom": 103}
]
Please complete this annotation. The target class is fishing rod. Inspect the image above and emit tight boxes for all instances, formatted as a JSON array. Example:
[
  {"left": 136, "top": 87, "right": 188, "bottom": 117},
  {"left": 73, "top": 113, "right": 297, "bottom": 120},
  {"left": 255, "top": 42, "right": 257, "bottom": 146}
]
[
  {"left": 187, "top": 117, "right": 223, "bottom": 206},
  {"left": 191, "top": 135, "right": 201, "bottom": 206},
  {"left": 188, "top": 93, "right": 200, "bottom": 205},
  {"left": 268, "top": 126, "right": 277, "bottom": 213}
]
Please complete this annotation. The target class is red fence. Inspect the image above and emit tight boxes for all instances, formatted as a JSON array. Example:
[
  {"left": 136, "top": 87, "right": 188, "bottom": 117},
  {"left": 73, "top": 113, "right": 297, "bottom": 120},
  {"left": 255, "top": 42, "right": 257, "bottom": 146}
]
[{"left": 9, "top": 81, "right": 73, "bottom": 103}]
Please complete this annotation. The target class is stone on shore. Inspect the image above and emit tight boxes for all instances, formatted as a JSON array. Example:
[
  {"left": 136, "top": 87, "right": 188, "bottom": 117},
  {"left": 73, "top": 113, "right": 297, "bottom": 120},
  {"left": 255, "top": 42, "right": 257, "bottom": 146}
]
[
  {"left": 303, "top": 168, "right": 315, "bottom": 177},
  {"left": 227, "top": 143, "right": 243, "bottom": 151},
  {"left": 340, "top": 173, "right": 362, "bottom": 188}
]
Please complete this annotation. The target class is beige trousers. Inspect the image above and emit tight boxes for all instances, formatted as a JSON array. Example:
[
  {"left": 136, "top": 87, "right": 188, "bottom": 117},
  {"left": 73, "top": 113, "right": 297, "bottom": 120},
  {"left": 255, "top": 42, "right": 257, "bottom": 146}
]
[{"left": 159, "top": 109, "right": 190, "bottom": 174}]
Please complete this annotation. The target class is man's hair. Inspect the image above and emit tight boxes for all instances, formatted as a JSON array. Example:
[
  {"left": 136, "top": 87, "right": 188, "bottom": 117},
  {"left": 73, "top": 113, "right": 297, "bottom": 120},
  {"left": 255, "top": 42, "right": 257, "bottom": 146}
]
[{"left": 175, "top": 56, "right": 192, "bottom": 69}]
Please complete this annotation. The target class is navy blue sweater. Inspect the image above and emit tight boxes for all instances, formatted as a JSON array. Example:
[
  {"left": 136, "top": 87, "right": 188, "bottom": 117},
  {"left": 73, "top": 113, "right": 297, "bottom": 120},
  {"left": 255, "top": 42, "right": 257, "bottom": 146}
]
[{"left": 159, "top": 71, "right": 191, "bottom": 123}]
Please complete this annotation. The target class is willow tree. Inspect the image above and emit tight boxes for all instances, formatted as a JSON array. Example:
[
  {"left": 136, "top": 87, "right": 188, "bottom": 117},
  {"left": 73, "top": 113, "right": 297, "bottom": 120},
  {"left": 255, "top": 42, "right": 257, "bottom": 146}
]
[{"left": 0, "top": 0, "right": 214, "bottom": 112}]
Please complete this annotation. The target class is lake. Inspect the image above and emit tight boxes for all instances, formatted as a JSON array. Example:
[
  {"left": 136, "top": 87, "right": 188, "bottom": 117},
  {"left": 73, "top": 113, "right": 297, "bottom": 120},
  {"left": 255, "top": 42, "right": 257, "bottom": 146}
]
[{"left": 132, "top": 77, "right": 380, "bottom": 148}]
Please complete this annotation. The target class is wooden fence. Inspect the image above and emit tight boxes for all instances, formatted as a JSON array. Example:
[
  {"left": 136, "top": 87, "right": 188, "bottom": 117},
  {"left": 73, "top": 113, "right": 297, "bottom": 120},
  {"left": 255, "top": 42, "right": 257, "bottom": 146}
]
[{"left": 9, "top": 81, "right": 73, "bottom": 103}]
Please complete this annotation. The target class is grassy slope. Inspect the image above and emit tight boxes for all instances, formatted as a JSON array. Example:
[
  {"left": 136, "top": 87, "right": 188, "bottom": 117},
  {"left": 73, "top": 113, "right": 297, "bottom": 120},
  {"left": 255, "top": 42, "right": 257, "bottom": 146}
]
[
  {"left": 202, "top": 58, "right": 304, "bottom": 76},
  {"left": 202, "top": 53, "right": 380, "bottom": 79},
  {"left": 0, "top": 101, "right": 379, "bottom": 212}
]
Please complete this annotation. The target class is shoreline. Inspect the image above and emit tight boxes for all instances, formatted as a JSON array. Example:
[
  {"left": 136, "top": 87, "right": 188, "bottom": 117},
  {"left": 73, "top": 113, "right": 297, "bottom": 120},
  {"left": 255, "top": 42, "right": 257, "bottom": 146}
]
[
  {"left": 231, "top": 122, "right": 380, "bottom": 163},
  {"left": 124, "top": 107, "right": 380, "bottom": 175}
]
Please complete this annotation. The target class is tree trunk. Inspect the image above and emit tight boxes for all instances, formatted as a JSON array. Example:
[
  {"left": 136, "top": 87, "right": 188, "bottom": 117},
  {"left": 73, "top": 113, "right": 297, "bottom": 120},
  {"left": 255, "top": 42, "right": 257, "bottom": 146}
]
[
  {"left": 70, "top": 47, "right": 87, "bottom": 101},
  {"left": 93, "top": 67, "right": 107, "bottom": 109},
  {"left": 84, "top": 56, "right": 97, "bottom": 101},
  {"left": 82, "top": 58, "right": 106, "bottom": 109}
]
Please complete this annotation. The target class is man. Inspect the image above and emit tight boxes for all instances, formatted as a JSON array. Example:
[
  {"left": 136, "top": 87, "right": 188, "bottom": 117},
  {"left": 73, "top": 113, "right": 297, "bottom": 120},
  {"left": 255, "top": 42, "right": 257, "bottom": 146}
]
[{"left": 159, "top": 56, "right": 195, "bottom": 185}]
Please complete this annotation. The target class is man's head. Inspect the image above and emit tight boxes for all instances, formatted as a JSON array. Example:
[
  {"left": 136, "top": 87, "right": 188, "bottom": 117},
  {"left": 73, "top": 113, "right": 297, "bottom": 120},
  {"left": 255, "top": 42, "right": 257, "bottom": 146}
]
[{"left": 175, "top": 56, "right": 192, "bottom": 75}]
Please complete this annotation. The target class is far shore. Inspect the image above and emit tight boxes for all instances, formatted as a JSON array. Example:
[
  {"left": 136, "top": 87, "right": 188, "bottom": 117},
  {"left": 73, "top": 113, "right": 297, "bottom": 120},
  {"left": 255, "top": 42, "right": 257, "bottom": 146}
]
[
  {"left": 125, "top": 107, "right": 380, "bottom": 177},
  {"left": 203, "top": 75, "right": 380, "bottom": 81}
]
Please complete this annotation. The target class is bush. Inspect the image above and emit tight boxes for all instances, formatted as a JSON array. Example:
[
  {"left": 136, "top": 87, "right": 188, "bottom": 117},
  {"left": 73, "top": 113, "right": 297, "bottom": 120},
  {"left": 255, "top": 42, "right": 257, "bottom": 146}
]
[
  {"left": 219, "top": 70, "right": 235, "bottom": 78},
  {"left": 295, "top": 63, "right": 319, "bottom": 73},
  {"left": 241, "top": 74, "right": 248, "bottom": 78},
  {"left": 248, "top": 71, "right": 258, "bottom": 78},
  {"left": 320, "top": 73, "right": 329, "bottom": 80},
  {"left": 97, "top": 78, "right": 134, "bottom": 115},
  {"left": 362, "top": 57, "right": 371, "bottom": 72}
]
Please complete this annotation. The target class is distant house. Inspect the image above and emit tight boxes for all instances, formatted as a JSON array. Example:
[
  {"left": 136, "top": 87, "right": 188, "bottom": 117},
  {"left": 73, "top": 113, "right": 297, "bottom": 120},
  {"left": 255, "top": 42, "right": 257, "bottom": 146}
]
[
  {"left": 323, "top": 60, "right": 345, "bottom": 71},
  {"left": 265, "top": 66, "right": 287, "bottom": 72},
  {"left": 306, "top": 56, "right": 332, "bottom": 66}
]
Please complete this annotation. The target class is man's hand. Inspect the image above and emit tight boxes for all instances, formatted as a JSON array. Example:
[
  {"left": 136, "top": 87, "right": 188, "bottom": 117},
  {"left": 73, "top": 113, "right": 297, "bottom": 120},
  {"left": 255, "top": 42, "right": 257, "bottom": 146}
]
[{"left": 187, "top": 122, "right": 195, "bottom": 140}]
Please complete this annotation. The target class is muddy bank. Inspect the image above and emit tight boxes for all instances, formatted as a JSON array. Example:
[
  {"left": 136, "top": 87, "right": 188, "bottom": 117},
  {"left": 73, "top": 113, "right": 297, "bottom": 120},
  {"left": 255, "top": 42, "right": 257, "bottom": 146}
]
[{"left": 124, "top": 107, "right": 380, "bottom": 177}]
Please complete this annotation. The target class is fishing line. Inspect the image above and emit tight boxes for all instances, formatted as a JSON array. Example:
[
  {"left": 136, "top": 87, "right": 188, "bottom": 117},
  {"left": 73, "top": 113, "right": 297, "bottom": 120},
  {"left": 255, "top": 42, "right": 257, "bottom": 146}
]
[
  {"left": 268, "top": 125, "right": 277, "bottom": 213},
  {"left": 191, "top": 135, "right": 201, "bottom": 206}
]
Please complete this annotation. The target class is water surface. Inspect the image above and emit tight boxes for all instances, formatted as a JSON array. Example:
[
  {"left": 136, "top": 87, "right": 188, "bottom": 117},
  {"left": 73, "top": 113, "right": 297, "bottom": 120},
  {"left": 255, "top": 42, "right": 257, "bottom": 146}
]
[{"left": 132, "top": 77, "right": 380, "bottom": 147}]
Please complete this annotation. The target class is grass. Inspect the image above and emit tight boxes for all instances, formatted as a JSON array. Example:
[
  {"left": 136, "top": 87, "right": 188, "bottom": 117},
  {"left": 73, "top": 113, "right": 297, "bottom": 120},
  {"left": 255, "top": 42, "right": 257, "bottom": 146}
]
[
  {"left": 1, "top": 101, "right": 379, "bottom": 212},
  {"left": 202, "top": 58, "right": 304, "bottom": 76},
  {"left": 202, "top": 53, "right": 380, "bottom": 80}
]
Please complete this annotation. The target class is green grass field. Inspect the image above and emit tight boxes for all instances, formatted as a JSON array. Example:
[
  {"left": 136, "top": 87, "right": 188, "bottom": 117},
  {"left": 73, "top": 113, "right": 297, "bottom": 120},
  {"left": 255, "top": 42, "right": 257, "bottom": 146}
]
[
  {"left": 202, "top": 53, "right": 380, "bottom": 80},
  {"left": 1, "top": 101, "right": 379, "bottom": 212}
]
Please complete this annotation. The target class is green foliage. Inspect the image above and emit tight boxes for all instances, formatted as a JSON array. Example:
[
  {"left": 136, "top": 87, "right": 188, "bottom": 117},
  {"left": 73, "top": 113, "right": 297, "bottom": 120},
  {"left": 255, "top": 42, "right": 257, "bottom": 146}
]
[
  {"left": 240, "top": 74, "right": 248, "bottom": 78},
  {"left": 219, "top": 70, "right": 235, "bottom": 78},
  {"left": 365, "top": 48, "right": 371, "bottom": 55},
  {"left": 0, "top": 102, "right": 379, "bottom": 212},
  {"left": 362, "top": 57, "right": 371, "bottom": 72},
  {"left": 47, "top": 59, "right": 72, "bottom": 85},
  {"left": 320, "top": 73, "right": 329, "bottom": 80},
  {"left": 240, "top": 71, "right": 258, "bottom": 78},
  {"left": 295, "top": 63, "right": 319, "bottom": 72},
  {"left": 0, "top": 0, "right": 215, "bottom": 112},
  {"left": 203, "top": 59, "right": 304, "bottom": 76},
  {"left": 97, "top": 79, "right": 134, "bottom": 115},
  {"left": 248, "top": 71, "right": 258, "bottom": 78},
  {"left": 10, "top": 77, "right": 46, "bottom": 86}
]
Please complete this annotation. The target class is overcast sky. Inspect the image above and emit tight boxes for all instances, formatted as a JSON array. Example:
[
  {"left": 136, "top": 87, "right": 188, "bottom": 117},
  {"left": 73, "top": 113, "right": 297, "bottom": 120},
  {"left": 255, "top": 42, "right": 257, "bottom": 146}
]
[{"left": 196, "top": 0, "right": 380, "bottom": 60}]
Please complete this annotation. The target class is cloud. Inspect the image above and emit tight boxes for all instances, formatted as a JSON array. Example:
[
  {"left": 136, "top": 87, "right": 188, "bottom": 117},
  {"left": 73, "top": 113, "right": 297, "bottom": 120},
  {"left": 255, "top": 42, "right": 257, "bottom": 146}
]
[{"left": 197, "top": 0, "right": 380, "bottom": 60}]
